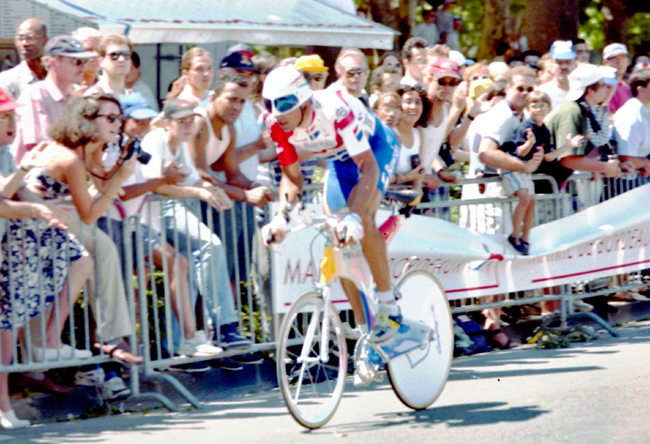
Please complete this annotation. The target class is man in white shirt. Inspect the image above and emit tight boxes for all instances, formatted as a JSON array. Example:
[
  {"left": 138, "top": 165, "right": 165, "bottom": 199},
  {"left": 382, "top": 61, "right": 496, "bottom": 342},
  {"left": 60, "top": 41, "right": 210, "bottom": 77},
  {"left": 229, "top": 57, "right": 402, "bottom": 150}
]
[
  {"left": 0, "top": 18, "right": 48, "bottom": 100},
  {"left": 535, "top": 40, "right": 576, "bottom": 110},
  {"left": 400, "top": 37, "right": 428, "bottom": 87},
  {"left": 85, "top": 34, "right": 133, "bottom": 98},
  {"left": 613, "top": 68, "right": 650, "bottom": 176},
  {"left": 413, "top": 9, "right": 439, "bottom": 47},
  {"left": 329, "top": 48, "right": 370, "bottom": 104}
]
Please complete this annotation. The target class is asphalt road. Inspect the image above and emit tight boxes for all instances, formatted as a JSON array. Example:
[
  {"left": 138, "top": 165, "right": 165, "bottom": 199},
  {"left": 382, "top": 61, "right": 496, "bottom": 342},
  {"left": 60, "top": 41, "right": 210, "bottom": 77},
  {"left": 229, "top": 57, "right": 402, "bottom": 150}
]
[{"left": 5, "top": 321, "right": 650, "bottom": 444}]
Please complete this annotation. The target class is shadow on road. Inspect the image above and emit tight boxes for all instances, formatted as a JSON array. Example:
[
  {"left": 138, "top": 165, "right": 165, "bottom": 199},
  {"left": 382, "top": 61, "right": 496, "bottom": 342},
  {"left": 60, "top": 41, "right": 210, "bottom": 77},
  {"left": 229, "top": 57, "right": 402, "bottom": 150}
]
[{"left": 321, "top": 401, "right": 548, "bottom": 434}]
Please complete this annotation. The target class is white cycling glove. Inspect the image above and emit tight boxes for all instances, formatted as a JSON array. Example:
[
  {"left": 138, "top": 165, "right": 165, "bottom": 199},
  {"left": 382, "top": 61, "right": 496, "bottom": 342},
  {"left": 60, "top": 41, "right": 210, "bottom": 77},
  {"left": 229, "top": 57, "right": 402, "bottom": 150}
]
[
  {"left": 336, "top": 212, "right": 364, "bottom": 243},
  {"left": 261, "top": 213, "right": 289, "bottom": 244}
]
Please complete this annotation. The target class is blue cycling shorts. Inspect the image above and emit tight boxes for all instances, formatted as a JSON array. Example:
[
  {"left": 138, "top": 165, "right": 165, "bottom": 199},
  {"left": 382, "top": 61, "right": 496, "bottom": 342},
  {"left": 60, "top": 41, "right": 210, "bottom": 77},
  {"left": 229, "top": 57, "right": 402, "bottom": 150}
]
[{"left": 324, "top": 117, "right": 400, "bottom": 214}]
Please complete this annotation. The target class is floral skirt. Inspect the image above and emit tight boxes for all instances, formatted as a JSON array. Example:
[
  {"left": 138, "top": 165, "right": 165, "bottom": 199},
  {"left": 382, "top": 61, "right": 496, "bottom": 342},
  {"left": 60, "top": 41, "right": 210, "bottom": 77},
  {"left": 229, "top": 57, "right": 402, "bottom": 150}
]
[{"left": 0, "top": 218, "right": 87, "bottom": 330}]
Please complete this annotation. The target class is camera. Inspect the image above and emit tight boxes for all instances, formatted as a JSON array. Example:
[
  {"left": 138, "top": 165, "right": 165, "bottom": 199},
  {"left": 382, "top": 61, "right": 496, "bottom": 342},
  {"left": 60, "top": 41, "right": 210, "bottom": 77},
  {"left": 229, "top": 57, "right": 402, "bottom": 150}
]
[{"left": 123, "top": 137, "right": 151, "bottom": 165}]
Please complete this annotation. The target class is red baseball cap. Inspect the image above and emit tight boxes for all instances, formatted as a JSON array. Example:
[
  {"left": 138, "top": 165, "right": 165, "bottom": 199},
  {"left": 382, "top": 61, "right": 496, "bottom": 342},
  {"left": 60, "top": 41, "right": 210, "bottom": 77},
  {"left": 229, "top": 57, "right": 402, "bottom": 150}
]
[
  {"left": 427, "top": 58, "right": 462, "bottom": 80},
  {"left": 0, "top": 89, "right": 19, "bottom": 112}
]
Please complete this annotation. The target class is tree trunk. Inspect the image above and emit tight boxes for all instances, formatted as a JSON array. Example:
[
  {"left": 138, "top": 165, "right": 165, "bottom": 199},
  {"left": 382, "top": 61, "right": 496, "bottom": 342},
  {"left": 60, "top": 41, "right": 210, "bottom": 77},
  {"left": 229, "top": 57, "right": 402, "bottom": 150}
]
[
  {"left": 602, "top": 0, "right": 628, "bottom": 45},
  {"left": 477, "top": 0, "right": 508, "bottom": 61},
  {"left": 365, "top": 0, "right": 410, "bottom": 51},
  {"left": 524, "top": 0, "right": 579, "bottom": 54}
]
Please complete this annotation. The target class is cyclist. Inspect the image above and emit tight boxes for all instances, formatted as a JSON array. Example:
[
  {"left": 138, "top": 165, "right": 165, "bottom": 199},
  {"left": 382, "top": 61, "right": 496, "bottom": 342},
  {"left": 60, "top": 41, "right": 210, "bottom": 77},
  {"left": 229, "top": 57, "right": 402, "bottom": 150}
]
[{"left": 261, "top": 66, "right": 411, "bottom": 360}]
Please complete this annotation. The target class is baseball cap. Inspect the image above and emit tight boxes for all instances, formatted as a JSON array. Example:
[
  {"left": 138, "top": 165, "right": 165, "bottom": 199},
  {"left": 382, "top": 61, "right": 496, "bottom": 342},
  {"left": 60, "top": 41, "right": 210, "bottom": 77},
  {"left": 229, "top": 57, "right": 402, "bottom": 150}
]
[
  {"left": 163, "top": 98, "right": 198, "bottom": 120},
  {"left": 603, "top": 43, "right": 628, "bottom": 60},
  {"left": 227, "top": 43, "right": 254, "bottom": 58},
  {"left": 295, "top": 55, "right": 328, "bottom": 73},
  {"left": 550, "top": 40, "right": 576, "bottom": 60},
  {"left": 44, "top": 35, "right": 97, "bottom": 58},
  {"left": 448, "top": 50, "right": 467, "bottom": 67},
  {"left": 599, "top": 66, "right": 618, "bottom": 86},
  {"left": 220, "top": 51, "right": 258, "bottom": 72},
  {"left": 121, "top": 93, "right": 158, "bottom": 120},
  {"left": 0, "top": 88, "right": 20, "bottom": 112},
  {"left": 565, "top": 64, "right": 603, "bottom": 102},
  {"left": 427, "top": 58, "right": 461, "bottom": 79}
]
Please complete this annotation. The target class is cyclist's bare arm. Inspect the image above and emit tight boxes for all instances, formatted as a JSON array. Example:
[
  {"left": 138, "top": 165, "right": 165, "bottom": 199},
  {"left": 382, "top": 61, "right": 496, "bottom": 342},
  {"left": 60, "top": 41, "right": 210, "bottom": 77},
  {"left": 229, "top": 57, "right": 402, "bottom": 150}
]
[{"left": 278, "top": 161, "right": 304, "bottom": 214}]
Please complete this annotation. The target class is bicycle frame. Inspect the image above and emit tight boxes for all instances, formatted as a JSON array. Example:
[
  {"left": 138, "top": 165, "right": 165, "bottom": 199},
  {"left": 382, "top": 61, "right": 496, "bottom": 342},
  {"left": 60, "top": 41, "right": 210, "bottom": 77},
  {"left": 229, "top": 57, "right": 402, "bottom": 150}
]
[{"left": 304, "top": 211, "right": 405, "bottom": 363}]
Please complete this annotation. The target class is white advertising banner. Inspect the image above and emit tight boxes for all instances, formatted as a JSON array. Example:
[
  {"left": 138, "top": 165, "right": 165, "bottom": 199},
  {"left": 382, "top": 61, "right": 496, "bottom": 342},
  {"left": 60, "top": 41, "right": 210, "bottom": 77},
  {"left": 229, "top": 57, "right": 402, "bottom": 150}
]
[{"left": 271, "top": 185, "right": 650, "bottom": 314}]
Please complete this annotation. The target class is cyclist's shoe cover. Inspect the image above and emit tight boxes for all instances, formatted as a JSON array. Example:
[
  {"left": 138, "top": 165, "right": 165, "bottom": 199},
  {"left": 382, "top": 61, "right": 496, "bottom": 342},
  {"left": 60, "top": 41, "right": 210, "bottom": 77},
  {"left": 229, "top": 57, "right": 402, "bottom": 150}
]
[
  {"left": 368, "top": 303, "right": 403, "bottom": 344},
  {"left": 377, "top": 320, "right": 431, "bottom": 360},
  {"left": 353, "top": 346, "right": 382, "bottom": 389},
  {"left": 371, "top": 304, "right": 432, "bottom": 360}
]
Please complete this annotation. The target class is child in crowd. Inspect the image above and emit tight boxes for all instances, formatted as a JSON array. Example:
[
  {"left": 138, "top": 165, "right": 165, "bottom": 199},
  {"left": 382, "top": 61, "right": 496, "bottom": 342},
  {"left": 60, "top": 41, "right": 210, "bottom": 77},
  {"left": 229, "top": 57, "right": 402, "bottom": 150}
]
[{"left": 501, "top": 91, "right": 584, "bottom": 254}]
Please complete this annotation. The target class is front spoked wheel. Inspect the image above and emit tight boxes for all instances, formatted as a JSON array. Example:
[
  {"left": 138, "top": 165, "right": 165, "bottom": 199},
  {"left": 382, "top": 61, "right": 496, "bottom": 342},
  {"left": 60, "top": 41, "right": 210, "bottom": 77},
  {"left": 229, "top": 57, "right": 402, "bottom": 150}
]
[
  {"left": 387, "top": 270, "right": 453, "bottom": 410},
  {"left": 276, "top": 291, "right": 348, "bottom": 429}
]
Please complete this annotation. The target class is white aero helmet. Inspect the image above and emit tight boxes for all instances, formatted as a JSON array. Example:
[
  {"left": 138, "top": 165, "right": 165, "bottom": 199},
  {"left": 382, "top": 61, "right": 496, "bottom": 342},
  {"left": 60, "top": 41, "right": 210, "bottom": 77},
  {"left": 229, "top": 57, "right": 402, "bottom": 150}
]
[{"left": 262, "top": 66, "right": 312, "bottom": 116}]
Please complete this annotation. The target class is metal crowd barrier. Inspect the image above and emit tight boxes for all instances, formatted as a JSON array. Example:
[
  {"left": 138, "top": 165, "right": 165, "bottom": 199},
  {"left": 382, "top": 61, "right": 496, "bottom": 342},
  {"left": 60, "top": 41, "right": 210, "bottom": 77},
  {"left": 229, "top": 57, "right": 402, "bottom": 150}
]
[{"left": 1, "top": 171, "right": 648, "bottom": 413}]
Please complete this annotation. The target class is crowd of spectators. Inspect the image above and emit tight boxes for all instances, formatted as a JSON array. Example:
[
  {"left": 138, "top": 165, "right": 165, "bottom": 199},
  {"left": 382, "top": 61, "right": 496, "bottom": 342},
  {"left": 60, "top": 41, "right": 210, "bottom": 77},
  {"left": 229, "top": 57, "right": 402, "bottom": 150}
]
[{"left": 1, "top": 9, "right": 650, "bottom": 428}]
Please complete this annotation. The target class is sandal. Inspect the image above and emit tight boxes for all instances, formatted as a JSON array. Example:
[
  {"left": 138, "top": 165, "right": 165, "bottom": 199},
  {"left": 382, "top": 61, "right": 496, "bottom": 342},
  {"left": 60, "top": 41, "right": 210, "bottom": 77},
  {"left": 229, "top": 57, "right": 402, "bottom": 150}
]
[
  {"left": 520, "top": 240, "right": 530, "bottom": 256},
  {"left": 94, "top": 341, "right": 143, "bottom": 365},
  {"left": 485, "top": 329, "right": 519, "bottom": 349},
  {"left": 507, "top": 236, "right": 527, "bottom": 255}
]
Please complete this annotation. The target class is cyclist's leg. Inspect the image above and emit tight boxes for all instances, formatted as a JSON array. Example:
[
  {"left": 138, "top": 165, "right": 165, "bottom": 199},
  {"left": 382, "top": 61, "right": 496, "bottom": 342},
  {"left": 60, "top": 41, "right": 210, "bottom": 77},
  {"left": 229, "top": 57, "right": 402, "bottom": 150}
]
[{"left": 324, "top": 165, "right": 368, "bottom": 328}]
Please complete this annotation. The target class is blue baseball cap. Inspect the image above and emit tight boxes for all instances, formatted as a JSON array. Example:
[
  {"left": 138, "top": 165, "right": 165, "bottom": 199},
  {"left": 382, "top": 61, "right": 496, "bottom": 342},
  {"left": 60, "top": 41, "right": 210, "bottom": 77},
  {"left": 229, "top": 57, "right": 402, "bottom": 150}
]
[
  {"left": 550, "top": 40, "right": 576, "bottom": 60},
  {"left": 220, "top": 51, "right": 259, "bottom": 72},
  {"left": 599, "top": 66, "right": 618, "bottom": 85},
  {"left": 121, "top": 93, "right": 158, "bottom": 120}
]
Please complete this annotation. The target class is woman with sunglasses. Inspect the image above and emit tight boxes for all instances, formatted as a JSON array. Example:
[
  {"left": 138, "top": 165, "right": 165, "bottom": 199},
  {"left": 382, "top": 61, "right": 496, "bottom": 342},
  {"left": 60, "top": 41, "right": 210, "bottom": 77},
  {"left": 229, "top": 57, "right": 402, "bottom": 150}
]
[
  {"left": 0, "top": 90, "right": 93, "bottom": 428},
  {"left": 24, "top": 94, "right": 143, "bottom": 366}
]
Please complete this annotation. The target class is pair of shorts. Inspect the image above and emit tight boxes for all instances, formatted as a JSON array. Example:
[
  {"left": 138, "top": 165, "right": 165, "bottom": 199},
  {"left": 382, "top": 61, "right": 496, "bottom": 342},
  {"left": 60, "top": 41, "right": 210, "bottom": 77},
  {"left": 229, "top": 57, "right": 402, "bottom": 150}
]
[
  {"left": 501, "top": 171, "right": 534, "bottom": 197},
  {"left": 324, "top": 118, "right": 400, "bottom": 213}
]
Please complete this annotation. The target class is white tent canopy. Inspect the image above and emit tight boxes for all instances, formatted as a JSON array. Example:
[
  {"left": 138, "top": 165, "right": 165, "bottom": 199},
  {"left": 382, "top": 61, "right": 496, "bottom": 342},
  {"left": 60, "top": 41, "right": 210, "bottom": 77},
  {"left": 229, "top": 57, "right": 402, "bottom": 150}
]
[{"left": 32, "top": 0, "right": 398, "bottom": 49}]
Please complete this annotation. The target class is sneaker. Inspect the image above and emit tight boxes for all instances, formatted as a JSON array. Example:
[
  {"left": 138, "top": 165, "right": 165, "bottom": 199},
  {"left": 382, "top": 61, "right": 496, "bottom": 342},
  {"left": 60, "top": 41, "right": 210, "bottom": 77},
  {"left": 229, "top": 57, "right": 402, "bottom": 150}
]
[
  {"left": 232, "top": 353, "right": 264, "bottom": 365},
  {"left": 219, "top": 323, "right": 252, "bottom": 350},
  {"left": 625, "top": 290, "right": 649, "bottom": 301},
  {"left": 573, "top": 299, "right": 594, "bottom": 312},
  {"left": 368, "top": 304, "right": 402, "bottom": 344},
  {"left": 102, "top": 375, "right": 131, "bottom": 400},
  {"left": 32, "top": 344, "right": 93, "bottom": 362},
  {"left": 164, "top": 361, "right": 211, "bottom": 373},
  {"left": 178, "top": 331, "right": 223, "bottom": 357},
  {"left": 0, "top": 410, "right": 30, "bottom": 429},
  {"left": 208, "top": 358, "right": 243, "bottom": 371},
  {"left": 74, "top": 367, "right": 106, "bottom": 387}
]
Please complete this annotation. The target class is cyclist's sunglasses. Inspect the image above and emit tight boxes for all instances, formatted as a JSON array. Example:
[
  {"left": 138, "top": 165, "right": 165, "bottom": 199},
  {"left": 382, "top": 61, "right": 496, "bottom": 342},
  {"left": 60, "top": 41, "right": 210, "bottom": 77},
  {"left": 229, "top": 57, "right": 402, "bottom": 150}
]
[{"left": 264, "top": 94, "right": 300, "bottom": 115}]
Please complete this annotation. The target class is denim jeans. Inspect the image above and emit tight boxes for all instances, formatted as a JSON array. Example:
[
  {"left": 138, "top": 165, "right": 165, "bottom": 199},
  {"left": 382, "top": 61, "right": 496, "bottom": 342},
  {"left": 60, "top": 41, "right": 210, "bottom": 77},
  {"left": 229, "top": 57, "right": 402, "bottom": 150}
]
[{"left": 162, "top": 199, "right": 238, "bottom": 349}]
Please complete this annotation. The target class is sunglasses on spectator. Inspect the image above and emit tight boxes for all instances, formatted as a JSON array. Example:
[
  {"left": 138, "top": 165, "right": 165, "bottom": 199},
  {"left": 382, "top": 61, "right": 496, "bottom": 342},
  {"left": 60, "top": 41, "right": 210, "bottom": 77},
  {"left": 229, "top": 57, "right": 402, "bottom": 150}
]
[
  {"left": 59, "top": 57, "right": 87, "bottom": 67},
  {"left": 95, "top": 113, "right": 124, "bottom": 124},
  {"left": 398, "top": 84, "right": 426, "bottom": 95},
  {"left": 107, "top": 51, "right": 132, "bottom": 61},
  {"left": 437, "top": 78, "right": 461, "bottom": 87},
  {"left": 516, "top": 86, "right": 535, "bottom": 93},
  {"left": 386, "top": 62, "right": 402, "bottom": 69},
  {"left": 470, "top": 74, "right": 490, "bottom": 81},
  {"left": 264, "top": 94, "right": 300, "bottom": 115},
  {"left": 304, "top": 73, "right": 325, "bottom": 82},
  {"left": 345, "top": 69, "right": 367, "bottom": 78}
]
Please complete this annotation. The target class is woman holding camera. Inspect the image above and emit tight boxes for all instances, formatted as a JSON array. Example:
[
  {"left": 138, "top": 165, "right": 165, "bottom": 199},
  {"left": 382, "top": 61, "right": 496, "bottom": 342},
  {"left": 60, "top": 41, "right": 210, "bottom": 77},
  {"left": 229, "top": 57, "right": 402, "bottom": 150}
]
[{"left": 24, "top": 93, "right": 143, "bottom": 367}]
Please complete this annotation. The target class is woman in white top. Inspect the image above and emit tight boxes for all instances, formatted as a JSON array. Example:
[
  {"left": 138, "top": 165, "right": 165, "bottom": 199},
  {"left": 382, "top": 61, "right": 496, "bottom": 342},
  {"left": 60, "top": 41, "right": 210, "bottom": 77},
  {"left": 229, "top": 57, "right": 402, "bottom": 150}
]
[{"left": 389, "top": 85, "right": 429, "bottom": 190}]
